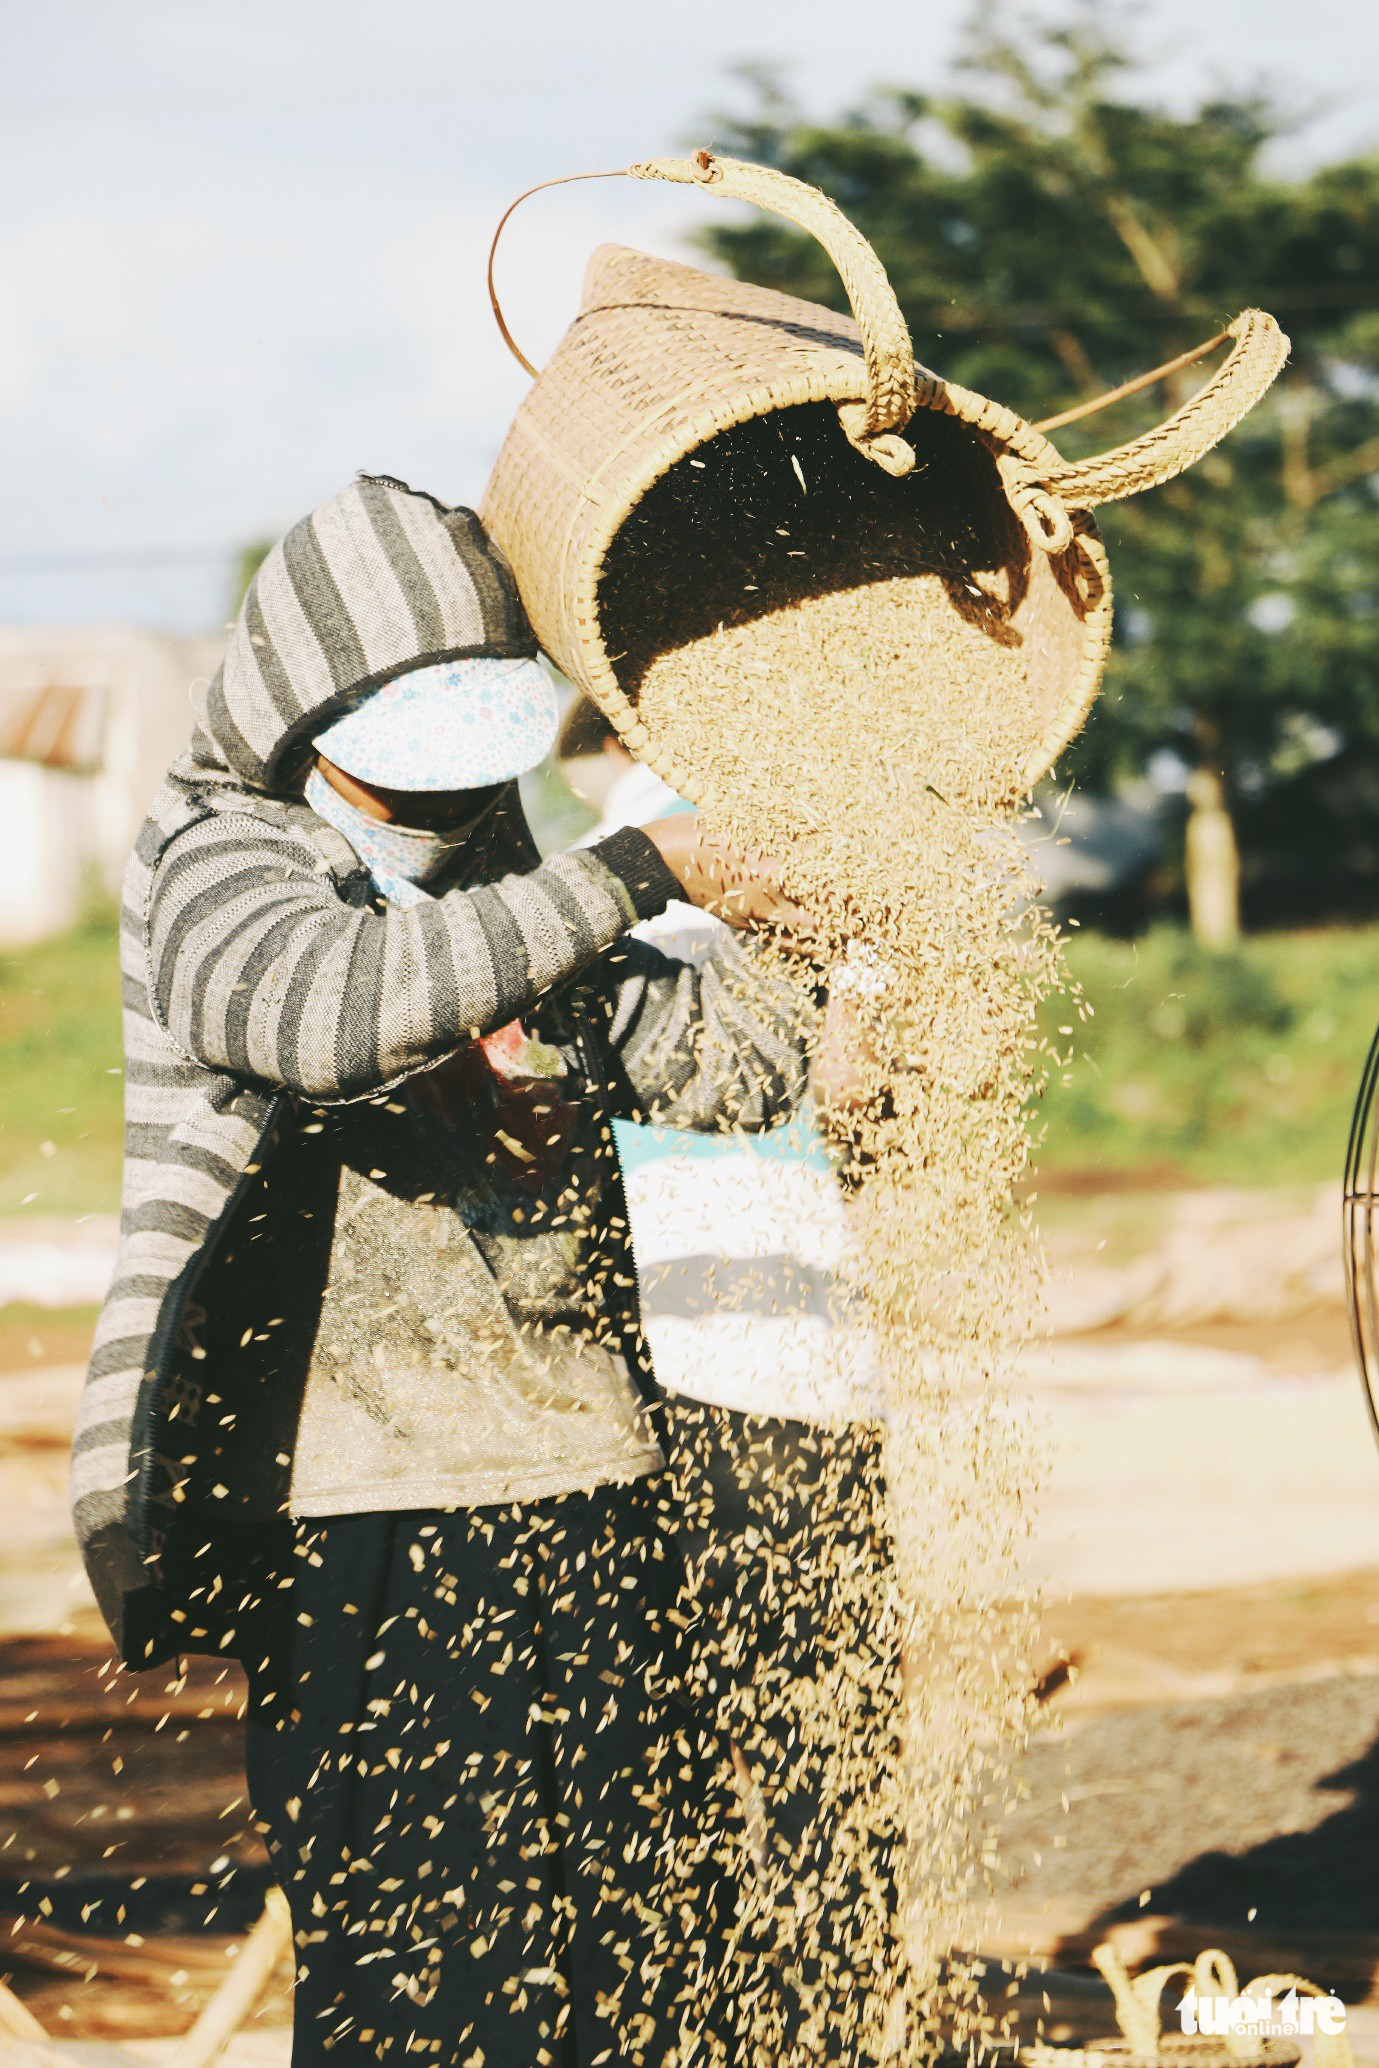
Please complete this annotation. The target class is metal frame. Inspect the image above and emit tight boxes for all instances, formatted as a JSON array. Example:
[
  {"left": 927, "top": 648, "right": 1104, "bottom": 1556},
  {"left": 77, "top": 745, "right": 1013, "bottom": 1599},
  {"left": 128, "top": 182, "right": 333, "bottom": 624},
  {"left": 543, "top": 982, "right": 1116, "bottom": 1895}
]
[{"left": 1343, "top": 1018, "right": 1379, "bottom": 1453}]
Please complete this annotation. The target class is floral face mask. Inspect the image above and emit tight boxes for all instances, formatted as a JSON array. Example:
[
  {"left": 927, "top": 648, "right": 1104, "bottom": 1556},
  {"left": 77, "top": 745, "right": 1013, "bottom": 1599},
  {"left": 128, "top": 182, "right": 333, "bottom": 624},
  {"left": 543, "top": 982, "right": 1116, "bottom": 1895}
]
[{"left": 304, "top": 766, "right": 497, "bottom": 908}]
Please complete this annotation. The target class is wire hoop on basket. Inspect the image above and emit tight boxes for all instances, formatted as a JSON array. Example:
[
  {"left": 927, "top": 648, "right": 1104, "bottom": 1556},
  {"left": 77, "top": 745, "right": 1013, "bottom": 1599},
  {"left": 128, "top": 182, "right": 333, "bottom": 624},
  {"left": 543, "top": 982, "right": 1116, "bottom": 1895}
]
[{"left": 1343, "top": 1021, "right": 1379, "bottom": 1452}]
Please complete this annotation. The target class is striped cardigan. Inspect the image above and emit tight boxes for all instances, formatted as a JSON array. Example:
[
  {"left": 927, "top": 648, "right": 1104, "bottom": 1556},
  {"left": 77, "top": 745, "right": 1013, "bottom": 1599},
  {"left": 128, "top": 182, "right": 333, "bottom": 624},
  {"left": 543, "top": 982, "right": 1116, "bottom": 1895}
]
[{"left": 71, "top": 476, "right": 814, "bottom": 1666}]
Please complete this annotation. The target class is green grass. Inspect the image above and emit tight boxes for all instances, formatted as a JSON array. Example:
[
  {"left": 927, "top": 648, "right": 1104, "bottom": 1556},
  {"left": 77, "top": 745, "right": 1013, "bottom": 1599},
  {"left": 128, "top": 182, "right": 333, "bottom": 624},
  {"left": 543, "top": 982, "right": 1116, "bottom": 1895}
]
[
  {"left": 1036, "top": 922, "right": 1379, "bottom": 1189},
  {"left": 1, "top": 908, "right": 1377, "bottom": 1218},
  {"left": 0, "top": 906, "right": 124, "bottom": 1217},
  {"left": 0, "top": 1302, "right": 99, "bottom": 1367}
]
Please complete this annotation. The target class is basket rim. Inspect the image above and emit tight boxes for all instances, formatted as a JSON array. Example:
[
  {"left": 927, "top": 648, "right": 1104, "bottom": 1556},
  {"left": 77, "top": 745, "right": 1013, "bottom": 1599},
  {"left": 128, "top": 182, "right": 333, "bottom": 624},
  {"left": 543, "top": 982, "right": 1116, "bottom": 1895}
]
[
  {"left": 481, "top": 239, "right": 1114, "bottom": 801},
  {"left": 502, "top": 353, "right": 1110, "bottom": 804}
]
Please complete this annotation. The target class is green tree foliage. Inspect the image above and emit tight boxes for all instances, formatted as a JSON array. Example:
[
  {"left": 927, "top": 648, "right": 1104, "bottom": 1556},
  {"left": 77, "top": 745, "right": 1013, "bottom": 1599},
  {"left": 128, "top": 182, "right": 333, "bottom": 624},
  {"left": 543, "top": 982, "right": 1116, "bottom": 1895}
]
[
  {"left": 231, "top": 538, "right": 273, "bottom": 616},
  {"left": 695, "top": 6, "right": 1379, "bottom": 923}
]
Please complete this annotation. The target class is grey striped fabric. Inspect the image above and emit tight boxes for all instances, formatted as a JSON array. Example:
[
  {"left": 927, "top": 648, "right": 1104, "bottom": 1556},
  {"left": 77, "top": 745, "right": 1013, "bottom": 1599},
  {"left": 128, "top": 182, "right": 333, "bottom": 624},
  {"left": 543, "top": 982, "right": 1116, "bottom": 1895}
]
[
  {"left": 71, "top": 476, "right": 815, "bottom": 1667},
  {"left": 206, "top": 476, "right": 535, "bottom": 791}
]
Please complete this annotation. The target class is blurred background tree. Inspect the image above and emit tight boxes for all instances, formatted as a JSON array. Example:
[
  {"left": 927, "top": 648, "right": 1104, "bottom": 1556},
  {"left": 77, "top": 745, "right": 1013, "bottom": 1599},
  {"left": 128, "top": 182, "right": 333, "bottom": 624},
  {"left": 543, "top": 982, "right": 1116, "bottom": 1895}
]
[
  {"left": 231, "top": 539, "right": 273, "bottom": 615},
  {"left": 695, "top": 1, "right": 1379, "bottom": 942}
]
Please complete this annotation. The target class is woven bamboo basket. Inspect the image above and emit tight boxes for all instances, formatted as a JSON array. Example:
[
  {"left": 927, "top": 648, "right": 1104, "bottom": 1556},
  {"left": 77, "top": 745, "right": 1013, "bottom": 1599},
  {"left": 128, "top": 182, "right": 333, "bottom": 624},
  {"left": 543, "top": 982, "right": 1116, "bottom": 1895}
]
[{"left": 480, "top": 153, "right": 1288, "bottom": 807}]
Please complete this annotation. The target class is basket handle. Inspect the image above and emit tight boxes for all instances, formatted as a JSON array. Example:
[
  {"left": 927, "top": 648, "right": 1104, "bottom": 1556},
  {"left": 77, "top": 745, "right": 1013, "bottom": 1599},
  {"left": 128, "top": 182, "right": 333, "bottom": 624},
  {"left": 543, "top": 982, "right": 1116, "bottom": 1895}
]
[
  {"left": 487, "top": 157, "right": 1285, "bottom": 513},
  {"left": 1034, "top": 308, "right": 1289, "bottom": 510},
  {"left": 486, "top": 153, "right": 919, "bottom": 478},
  {"left": 629, "top": 152, "right": 919, "bottom": 476}
]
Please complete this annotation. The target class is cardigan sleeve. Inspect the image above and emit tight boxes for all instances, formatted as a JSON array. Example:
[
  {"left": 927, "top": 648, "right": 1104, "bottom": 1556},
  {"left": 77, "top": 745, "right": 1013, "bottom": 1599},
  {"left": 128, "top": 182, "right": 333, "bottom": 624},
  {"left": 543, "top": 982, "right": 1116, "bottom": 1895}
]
[
  {"left": 599, "top": 928, "right": 819, "bottom": 1133},
  {"left": 146, "top": 810, "right": 681, "bottom": 1102}
]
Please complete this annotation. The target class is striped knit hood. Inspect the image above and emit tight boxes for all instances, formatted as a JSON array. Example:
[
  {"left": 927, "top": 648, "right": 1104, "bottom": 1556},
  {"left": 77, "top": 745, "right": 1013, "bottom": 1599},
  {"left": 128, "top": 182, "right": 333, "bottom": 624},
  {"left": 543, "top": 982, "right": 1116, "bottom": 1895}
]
[{"left": 199, "top": 473, "right": 537, "bottom": 792}]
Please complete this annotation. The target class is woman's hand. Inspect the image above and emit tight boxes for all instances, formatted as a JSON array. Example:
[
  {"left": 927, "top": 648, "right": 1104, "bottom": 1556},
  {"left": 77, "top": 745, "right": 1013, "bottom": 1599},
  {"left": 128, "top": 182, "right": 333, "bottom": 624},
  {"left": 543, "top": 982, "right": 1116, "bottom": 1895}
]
[
  {"left": 643, "top": 814, "right": 814, "bottom": 940},
  {"left": 810, "top": 990, "right": 882, "bottom": 1111}
]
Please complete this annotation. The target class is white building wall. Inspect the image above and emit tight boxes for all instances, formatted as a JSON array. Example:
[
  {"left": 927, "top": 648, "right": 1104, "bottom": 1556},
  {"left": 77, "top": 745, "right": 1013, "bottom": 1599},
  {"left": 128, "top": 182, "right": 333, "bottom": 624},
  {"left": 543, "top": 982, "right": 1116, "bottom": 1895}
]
[
  {"left": 0, "top": 627, "right": 223, "bottom": 945},
  {"left": 0, "top": 762, "right": 94, "bottom": 944}
]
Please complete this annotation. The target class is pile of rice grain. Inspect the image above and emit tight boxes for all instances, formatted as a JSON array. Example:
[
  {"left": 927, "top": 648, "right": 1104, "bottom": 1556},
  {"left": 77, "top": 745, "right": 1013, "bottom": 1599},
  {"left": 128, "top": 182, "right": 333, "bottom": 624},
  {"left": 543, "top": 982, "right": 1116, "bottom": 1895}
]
[{"left": 612, "top": 540, "right": 1065, "bottom": 2060}]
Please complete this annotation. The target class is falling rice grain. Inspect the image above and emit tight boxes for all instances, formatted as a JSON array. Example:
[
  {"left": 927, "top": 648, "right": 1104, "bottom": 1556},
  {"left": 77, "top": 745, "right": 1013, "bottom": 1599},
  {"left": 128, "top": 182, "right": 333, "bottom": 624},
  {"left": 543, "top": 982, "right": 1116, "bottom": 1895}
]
[{"left": 600, "top": 484, "right": 1064, "bottom": 2063}]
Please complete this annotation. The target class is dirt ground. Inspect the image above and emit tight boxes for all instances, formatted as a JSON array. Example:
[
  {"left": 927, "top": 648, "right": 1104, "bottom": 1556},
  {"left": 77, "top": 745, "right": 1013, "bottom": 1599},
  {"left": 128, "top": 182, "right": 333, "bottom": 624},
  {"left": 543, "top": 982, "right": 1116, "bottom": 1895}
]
[
  {"left": 6, "top": 1570, "right": 1379, "bottom": 2046},
  {"left": 1048, "top": 1567, "right": 1379, "bottom": 1696},
  {"left": 5, "top": 1187, "right": 1379, "bottom": 2053}
]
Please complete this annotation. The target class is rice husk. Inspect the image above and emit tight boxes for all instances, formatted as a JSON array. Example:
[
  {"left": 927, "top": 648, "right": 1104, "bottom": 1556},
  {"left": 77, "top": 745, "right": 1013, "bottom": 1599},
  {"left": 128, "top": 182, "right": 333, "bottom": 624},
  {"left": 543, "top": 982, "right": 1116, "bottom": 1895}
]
[{"left": 599, "top": 416, "right": 1065, "bottom": 2061}]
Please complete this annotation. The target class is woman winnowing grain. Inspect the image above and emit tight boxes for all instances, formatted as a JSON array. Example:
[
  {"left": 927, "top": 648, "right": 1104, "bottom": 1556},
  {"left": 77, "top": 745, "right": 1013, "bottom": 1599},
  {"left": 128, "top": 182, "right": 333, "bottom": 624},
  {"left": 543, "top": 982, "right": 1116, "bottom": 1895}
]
[{"left": 68, "top": 475, "right": 826, "bottom": 2068}]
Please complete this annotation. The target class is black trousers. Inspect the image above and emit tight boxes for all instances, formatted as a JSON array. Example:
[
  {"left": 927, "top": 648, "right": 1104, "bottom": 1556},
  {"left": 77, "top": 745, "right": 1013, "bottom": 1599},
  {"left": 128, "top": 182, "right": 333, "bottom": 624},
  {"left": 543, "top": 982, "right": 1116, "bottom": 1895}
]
[
  {"left": 243, "top": 1477, "right": 754, "bottom": 2067},
  {"left": 244, "top": 1421, "right": 903, "bottom": 2068}
]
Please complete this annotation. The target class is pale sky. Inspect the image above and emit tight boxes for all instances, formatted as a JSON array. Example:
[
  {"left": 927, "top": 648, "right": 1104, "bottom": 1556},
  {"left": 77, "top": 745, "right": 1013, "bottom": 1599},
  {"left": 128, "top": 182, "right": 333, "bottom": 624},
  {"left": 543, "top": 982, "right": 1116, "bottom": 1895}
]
[{"left": 4, "top": 0, "right": 1378, "bottom": 632}]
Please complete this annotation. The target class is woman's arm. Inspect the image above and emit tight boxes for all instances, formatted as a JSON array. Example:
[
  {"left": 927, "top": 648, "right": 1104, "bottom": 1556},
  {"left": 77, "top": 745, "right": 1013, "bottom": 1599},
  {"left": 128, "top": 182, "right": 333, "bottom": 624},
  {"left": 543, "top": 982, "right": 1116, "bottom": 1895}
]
[
  {"left": 601, "top": 930, "right": 820, "bottom": 1134},
  {"left": 641, "top": 814, "right": 814, "bottom": 935},
  {"left": 146, "top": 809, "right": 681, "bottom": 1102},
  {"left": 809, "top": 989, "right": 883, "bottom": 1112},
  {"left": 601, "top": 816, "right": 824, "bottom": 1131}
]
